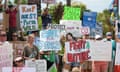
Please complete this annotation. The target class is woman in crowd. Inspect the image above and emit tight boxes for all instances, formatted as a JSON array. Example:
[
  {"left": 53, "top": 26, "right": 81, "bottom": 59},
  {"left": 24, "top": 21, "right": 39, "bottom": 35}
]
[
  {"left": 22, "top": 34, "right": 40, "bottom": 60},
  {"left": 62, "top": 32, "right": 78, "bottom": 72}
]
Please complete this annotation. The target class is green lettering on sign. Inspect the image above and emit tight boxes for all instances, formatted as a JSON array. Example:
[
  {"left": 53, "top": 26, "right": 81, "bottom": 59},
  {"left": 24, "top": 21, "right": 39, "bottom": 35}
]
[{"left": 63, "top": 6, "right": 81, "bottom": 20}]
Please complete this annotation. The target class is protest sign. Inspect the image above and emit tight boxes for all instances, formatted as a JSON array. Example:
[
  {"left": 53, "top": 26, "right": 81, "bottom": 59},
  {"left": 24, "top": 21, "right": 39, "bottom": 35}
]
[
  {"left": 89, "top": 40, "right": 112, "bottom": 61},
  {"left": 82, "top": 12, "right": 97, "bottom": 28},
  {"left": 2, "top": 67, "right": 36, "bottom": 72},
  {"left": 95, "top": 22, "right": 103, "bottom": 37},
  {"left": 40, "top": 29, "right": 61, "bottom": 51},
  {"left": 19, "top": 5, "right": 38, "bottom": 32},
  {"left": 11, "top": 41, "right": 27, "bottom": 59},
  {"left": 60, "top": 20, "right": 82, "bottom": 37},
  {"left": 115, "top": 43, "right": 120, "bottom": 65},
  {"left": 0, "top": 43, "right": 13, "bottom": 72},
  {"left": 25, "top": 60, "right": 47, "bottom": 72},
  {"left": 65, "top": 40, "right": 90, "bottom": 63},
  {"left": 47, "top": 24, "right": 65, "bottom": 30},
  {"left": 42, "top": 0, "right": 56, "bottom": 4},
  {"left": 63, "top": 6, "right": 81, "bottom": 20},
  {"left": 79, "top": 27, "right": 90, "bottom": 35}
]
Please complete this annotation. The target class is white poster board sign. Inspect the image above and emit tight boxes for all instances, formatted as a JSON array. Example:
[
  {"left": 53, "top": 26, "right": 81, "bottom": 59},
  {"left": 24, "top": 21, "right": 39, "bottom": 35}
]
[
  {"left": 89, "top": 40, "right": 112, "bottom": 61},
  {"left": 60, "top": 20, "right": 82, "bottom": 37},
  {"left": 2, "top": 67, "right": 36, "bottom": 72},
  {"left": 0, "top": 43, "right": 13, "bottom": 72},
  {"left": 25, "top": 60, "right": 47, "bottom": 72},
  {"left": 65, "top": 40, "right": 90, "bottom": 63},
  {"left": 115, "top": 43, "right": 120, "bottom": 65},
  {"left": 19, "top": 5, "right": 38, "bottom": 32}
]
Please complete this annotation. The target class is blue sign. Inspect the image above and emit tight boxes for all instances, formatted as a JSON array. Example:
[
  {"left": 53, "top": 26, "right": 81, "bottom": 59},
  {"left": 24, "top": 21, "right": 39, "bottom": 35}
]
[
  {"left": 82, "top": 12, "right": 97, "bottom": 28},
  {"left": 39, "top": 29, "right": 61, "bottom": 51}
]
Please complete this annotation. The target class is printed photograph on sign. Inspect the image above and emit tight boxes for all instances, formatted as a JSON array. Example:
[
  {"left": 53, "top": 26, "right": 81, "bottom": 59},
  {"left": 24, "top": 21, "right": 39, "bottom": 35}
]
[{"left": 11, "top": 41, "right": 27, "bottom": 59}]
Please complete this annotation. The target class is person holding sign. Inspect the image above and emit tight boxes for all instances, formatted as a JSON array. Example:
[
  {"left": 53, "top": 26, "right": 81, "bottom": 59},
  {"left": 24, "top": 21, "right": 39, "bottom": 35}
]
[
  {"left": 102, "top": 32, "right": 116, "bottom": 72},
  {"left": 62, "top": 33, "right": 77, "bottom": 72},
  {"left": 41, "top": 8, "right": 52, "bottom": 29},
  {"left": 0, "top": 30, "right": 9, "bottom": 45},
  {"left": 22, "top": 34, "right": 40, "bottom": 60},
  {"left": 4, "top": 0, "right": 20, "bottom": 41}
]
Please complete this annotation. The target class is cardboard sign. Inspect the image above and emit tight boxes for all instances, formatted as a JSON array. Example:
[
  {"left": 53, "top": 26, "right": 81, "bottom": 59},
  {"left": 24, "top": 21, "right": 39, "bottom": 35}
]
[
  {"left": 0, "top": 43, "right": 13, "bottom": 72},
  {"left": 19, "top": 5, "right": 38, "bottom": 32},
  {"left": 2, "top": 67, "right": 36, "bottom": 72},
  {"left": 65, "top": 40, "right": 90, "bottom": 63},
  {"left": 40, "top": 29, "right": 61, "bottom": 51},
  {"left": 63, "top": 6, "right": 81, "bottom": 20},
  {"left": 115, "top": 43, "right": 120, "bottom": 65},
  {"left": 25, "top": 60, "right": 47, "bottom": 72},
  {"left": 11, "top": 41, "right": 27, "bottom": 59},
  {"left": 89, "top": 40, "right": 112, "bottom": 61},
  {"left": 60, "top": 20, "right": 82, "bottom": 37}
]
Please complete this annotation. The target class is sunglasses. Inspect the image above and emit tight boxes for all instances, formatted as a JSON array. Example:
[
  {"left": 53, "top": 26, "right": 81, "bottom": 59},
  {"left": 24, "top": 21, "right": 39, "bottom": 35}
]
[{"left": 0, "top": 34, "right": 7, "bottom": 37}]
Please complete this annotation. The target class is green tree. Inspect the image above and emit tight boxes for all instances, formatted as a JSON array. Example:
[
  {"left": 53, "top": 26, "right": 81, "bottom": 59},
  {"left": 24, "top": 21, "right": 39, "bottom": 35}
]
[
  {"left": 14, "top": 0, "right": 27, "bottom": 4},
  {"left": 97, "top": 9, "right": 114, "bottom": 36}
]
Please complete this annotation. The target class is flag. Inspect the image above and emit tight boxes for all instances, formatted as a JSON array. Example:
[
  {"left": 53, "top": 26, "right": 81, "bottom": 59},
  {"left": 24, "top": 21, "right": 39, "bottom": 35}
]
[{"left": 48, "top": 63, "right": 57, "bottom": 72}]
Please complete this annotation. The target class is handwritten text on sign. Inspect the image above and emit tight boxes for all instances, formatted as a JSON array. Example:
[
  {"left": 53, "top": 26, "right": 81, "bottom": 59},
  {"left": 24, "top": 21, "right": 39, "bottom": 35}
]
[
  {"left": 0, "top": 44, "right": 13, "bottom": 72},
  {"left": 65, "top": 40, "right": 90, "bottom": 63},
  {"left": 40, "top": 29, "right": 61, "bottom": 51},
  {"left": 90, "top": 41, "right": 112, "bottom": 61},
  {"left": 25, "top": 60, "right": 47, "bottom": 72},
  {"left": 2, "top": 67, "right": 36, "bottom": 72},
  {"left": 19, "top": 5, "right": 38, "bottom": 31},
  {"left": 63, "top": 6, "right": 81, "bottom": 20},
  {"left": 60, "top": 20, "right": 82, "bottom": 37}
]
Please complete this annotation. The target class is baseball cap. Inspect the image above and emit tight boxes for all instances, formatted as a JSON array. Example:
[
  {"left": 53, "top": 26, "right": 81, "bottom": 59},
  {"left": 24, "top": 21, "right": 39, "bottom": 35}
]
[{"left": 106, "top": 32, "right": 112, "bottom": 36}]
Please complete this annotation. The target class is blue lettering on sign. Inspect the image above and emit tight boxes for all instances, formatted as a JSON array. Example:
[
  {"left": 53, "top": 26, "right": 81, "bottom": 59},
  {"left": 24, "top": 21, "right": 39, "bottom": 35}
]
[
  {"left": 41, "top": 30, "right": 59, "bottom": 39},
  {"left": 23, "top": 20, "right": 36, "bottom": 25},
  {"left": 29, "top": 13, "right": 36, "bottom": 19},
  {"left": 21, "top": 14, "right": 28, "bottom": 19}
]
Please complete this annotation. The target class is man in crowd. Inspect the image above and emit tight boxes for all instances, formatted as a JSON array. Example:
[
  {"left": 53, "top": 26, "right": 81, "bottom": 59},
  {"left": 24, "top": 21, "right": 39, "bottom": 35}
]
[
  {"left": 41, "top": 8, "right": 52, "bottom": 29},
  {"left": 103, "top": 32, "right": 116, "bottom": 72},
  {"left": 4, "top": 0, "right": 20, "bottom": 41}
]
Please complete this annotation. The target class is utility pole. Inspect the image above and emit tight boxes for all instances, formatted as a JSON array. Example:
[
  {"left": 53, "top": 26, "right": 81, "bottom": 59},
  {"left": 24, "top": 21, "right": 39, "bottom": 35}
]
[{"left": 66, "top": 0, "right": 71, "bottom": 6}]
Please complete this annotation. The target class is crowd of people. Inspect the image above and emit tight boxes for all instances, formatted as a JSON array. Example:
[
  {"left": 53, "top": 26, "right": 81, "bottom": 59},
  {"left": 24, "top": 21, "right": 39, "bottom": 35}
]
[{"left": 0, "top": 1, "right": 119, "bottom": 72}]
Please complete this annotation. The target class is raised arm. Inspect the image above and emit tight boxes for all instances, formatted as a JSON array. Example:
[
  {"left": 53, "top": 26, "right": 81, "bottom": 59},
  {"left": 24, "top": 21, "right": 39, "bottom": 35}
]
[{"left": 16, "top": 0, "right": 21, "bottom": 11}]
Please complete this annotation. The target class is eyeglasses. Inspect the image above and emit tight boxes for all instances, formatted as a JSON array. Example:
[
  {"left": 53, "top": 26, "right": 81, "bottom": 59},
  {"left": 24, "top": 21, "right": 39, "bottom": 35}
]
[{"left": 0, "top": 34, "right": 7, "bottom": 37}]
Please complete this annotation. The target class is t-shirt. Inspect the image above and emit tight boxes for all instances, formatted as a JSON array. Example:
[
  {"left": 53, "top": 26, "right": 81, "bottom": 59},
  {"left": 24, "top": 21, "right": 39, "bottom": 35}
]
[
  {"left": 5, "top": 8, "right": 17, "bottom": 28},
  {"left": 41, "top": 14, "right": 52, "bottom": 27},
  {"left": 22, "top": 45, "right": 39, "bottom": 59}
]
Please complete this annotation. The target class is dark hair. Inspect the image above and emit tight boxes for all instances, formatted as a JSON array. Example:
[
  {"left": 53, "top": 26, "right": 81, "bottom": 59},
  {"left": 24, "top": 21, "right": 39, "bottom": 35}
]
[
  {"left": 8, "top": 5, "right": 14, "bottom": 8},
  {"left": 66, "top": 33, "right": 76, "bottom": 41}
]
